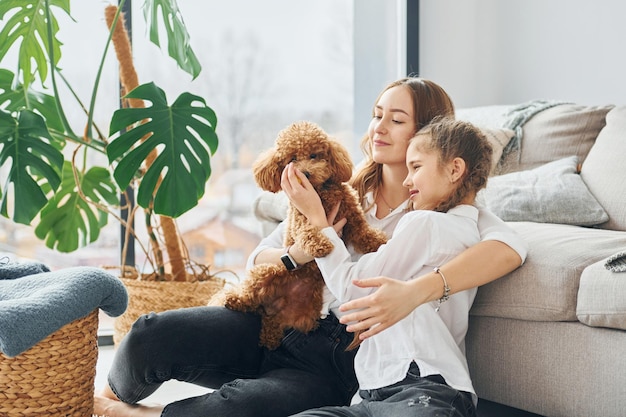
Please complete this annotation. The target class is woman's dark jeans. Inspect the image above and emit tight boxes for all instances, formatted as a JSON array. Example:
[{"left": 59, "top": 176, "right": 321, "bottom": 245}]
[{"left": 107, "top": 306, "right": 358, "bottom": 417}]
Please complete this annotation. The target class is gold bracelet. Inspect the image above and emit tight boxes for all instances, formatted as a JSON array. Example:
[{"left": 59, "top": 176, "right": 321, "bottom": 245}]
[{"left": 433, "top": 267, "right": 450, "bottom": 312}]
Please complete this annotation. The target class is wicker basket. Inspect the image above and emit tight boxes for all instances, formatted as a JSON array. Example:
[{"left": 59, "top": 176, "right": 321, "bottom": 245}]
[
  {"left": 113, "top": 276, "right": 226, "bottom": 345},
  {"left": 0, "top": 309, "right": 99, "bottom": 417}
]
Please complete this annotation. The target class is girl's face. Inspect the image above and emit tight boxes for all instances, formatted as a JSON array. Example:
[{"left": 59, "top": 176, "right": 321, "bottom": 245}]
[
  {"left": 368, "top": 85, "right": 417, "bottom": 166},
  {"left": 403, "top": 135, "right": 457, "bottom": 211}
]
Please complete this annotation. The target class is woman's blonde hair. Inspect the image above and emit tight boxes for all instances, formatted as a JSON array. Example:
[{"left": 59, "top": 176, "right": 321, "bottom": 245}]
[
  {"left": 411, "top": 117, "right": 492, "bottom": 213},
  {"left": 350, "top": 77, "right": 455, "bottom": 212}
]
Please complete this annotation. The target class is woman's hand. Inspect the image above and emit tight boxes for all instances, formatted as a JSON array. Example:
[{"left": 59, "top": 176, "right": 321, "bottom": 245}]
[
  {"left": 281, "top": 163, "right": 328, "bottom": 227},
  {"left": 338, "top": 277, "right": 427, "bottom": 340},
  {"left": 281, "top": 163, "right": 347, "bottom": 233}
]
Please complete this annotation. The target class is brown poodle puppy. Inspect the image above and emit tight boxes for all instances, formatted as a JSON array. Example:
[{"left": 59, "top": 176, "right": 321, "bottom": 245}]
[{"left": 212, "top": 121, "right": 387, "bottom": 349}]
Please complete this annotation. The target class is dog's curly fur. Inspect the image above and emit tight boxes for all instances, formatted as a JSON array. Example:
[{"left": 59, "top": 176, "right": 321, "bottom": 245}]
[{"left": 210, "top": 121, "right": 387, "bottom": 349}]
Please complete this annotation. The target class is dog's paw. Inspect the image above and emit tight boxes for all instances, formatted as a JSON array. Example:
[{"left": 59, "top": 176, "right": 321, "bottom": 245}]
[
  {"left": 223, "top": 291, "right": 257, "bottom": 312},
  {"left": 207, "top": 290, "right": 227, "bottom": 306},
  {"left": 300, "top": 231, "right": 335, "bottom": 258},
  {"left": 351, "top": 227, "right": 388, "bottom": 254},
  {"left": 365, "top": 229, "right": 388, "bottom": 252}
]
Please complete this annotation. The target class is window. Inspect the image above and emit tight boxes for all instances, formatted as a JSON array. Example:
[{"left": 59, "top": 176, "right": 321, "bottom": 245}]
[{"left": 0, "top": 0, "right": 405, "bottom": 277}]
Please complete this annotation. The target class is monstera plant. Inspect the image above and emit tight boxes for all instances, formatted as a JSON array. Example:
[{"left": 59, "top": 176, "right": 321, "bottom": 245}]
[{"left": 0, "top": 0, "right": 219, "bottom": 282}]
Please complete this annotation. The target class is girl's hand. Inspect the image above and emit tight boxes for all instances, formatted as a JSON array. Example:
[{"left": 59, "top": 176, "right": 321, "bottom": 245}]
[{"left": 338, "top": 277, "right": 426, "bottom": 340}]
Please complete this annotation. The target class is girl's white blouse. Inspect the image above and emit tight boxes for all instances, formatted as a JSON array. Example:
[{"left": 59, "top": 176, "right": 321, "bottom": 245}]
[
  {"left": 316, "top": 204, "right": 481, "bottom": 401},
  {"left": 245, "top": 195, "right": 528, "bottom": 402}
]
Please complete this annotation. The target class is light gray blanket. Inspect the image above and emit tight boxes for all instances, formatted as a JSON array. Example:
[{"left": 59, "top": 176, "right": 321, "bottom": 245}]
[
  {"left": 605, "top": 251, "right": 626, "bottom": 273},
  {"left": 0, "top": 260, "right": 128, "bottom": 357},
  {"left": 501, "top": 99, "right": 570, "bottom": 160}
]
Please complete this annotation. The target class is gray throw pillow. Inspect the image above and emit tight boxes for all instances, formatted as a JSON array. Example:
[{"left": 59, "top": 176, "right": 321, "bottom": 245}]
[{"left": 476, "top": 156, "right": 609, "bottom": 226}]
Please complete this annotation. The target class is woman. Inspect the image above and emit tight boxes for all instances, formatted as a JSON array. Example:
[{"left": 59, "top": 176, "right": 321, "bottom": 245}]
[
  {"left": 274, "top": 77, "right": 525, "bottom": 343},
  {"left": 94, "top": 77, "right": 526, "bottom": 417}
]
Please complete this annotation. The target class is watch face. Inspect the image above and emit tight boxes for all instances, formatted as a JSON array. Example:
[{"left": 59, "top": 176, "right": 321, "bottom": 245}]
[{"left": 281, "top": 253, "right": 298, "bottom": 270}]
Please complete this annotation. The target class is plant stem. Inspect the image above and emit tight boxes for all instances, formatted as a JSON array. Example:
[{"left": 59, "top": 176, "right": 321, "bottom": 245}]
[
  {"left": 106, "top": 5, "right": 186, "bottom": 281},
  {"left": 43, "top": 0, "right": 76, "bottom": 138},
  {"left": 55, "top": 71, "right": 108, "bottom": 146}
]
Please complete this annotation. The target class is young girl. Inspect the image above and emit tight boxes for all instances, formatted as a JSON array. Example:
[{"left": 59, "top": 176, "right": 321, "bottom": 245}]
[
  {"left": 288, "top": 117, "right": 493, "bottom": 417},
  {"left": 94, "top": 78, "right": 526, "bottom": 417}
]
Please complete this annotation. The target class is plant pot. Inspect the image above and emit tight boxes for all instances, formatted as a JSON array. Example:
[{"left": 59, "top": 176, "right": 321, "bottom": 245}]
[
  {"left": 113, "top": 276, "right": 226, "bottom": 345},
  {"left": 0, "top": 309, "right": 99, "bottom": 417}
]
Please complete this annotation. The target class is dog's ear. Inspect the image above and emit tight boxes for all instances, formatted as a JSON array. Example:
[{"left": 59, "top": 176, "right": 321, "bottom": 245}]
[
  {"left": 327, "top": 140, "right": 354, "bottom": 183},
  {"left": 252, "top": 148, "right": 283, "bottom": 192}
]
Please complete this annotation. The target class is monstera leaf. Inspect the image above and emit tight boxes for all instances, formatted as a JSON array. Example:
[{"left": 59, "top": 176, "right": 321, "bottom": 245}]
[
  {"left": 35, "top": 162, "right": 119, "bottom": 253},
  {"left": 143, "top": 0, "right": 201, "bottom": 79},
  {"left": 0, "top": 69, "right": 66, "bottom": 135},
  {"left": 0, "top": 0, "right": 69, "bottom": 89},
  {"left": 107, "top": 82, "right": 218, "bottom": 217},
  {"left": 0, "top": 109, "right": 63, "bottom": 225}
]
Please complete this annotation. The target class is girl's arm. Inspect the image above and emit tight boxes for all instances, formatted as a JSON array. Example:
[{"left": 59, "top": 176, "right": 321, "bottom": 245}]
[{"left": 315, "top": 212, "right": 437, "bottom": 303}]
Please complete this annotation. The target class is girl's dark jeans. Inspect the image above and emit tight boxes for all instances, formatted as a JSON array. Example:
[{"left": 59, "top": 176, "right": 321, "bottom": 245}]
[
  {"left": 290, "top": 362, "right": 476, "bottom": 417},
  {"left": 107, "top": 306, "right": 358, "bottom": 417}
]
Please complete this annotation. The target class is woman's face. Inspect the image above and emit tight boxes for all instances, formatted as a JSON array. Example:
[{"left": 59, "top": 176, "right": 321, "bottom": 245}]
[
  {"left": 403, "top": 135, "right": 456, "bottom": 211},
  {"left": 368, "top": 85, "right": 417, "bottom": 166}
]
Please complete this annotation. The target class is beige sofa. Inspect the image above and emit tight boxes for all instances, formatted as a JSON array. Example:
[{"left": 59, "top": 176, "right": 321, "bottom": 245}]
[
  {"left": 252, "top": 102, "right": 626, "bottom": 417},
  {"left": 458, "top": 103, "right": 626, "bottom": 417}
]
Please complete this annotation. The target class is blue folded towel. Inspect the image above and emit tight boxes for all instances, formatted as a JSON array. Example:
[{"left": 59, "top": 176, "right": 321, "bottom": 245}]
[
  {"left": 0, "top": 261, "right": 128, "bottom": 357},
  {"left": 0, "top": 258, "right": 50, "bottom": 278}
]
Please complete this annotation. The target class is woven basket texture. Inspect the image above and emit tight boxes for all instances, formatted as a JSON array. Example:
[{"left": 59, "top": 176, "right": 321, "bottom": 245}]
[
  {"left": 0, "top": 309, "right": 99, "bottom": 417},
  {"left": 113, "top": 276, "right": 226, "bottom": 345}
]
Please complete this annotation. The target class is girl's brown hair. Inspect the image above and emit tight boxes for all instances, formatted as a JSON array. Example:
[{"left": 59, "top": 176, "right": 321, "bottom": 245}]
[
  {"left": 350, "top": 77, "right": 455, "bottom": 212},
  {"left": 411, "top": 117, "right": 493, "bottom": 213}
]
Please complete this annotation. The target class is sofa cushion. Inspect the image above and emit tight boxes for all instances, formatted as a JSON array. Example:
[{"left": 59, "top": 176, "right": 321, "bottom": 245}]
[
  {"left": 480, "top": 127, "right": 515, "bottom": 175},
  {"left": 470, "top": 222, "right": 626, "bottom": 322},
  {"left": 580, "top": 106, "right": 626, "bottom": 232},
  {"left": 253, "top": 191, "right": 288, "bottom": 236},
  {"left": 498, "top": 103, "right": 614, "bottom": 175},
  {"left": 576, "top": 258, "right": 626, "bottom": 331},
  {"left": 476, "top": 156, "right": 608, "bottom": 226}
]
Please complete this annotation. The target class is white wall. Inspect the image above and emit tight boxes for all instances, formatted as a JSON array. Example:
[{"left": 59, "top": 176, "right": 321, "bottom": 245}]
[{"left": 419, "top": 0, "right": 626, "bottom": 107}]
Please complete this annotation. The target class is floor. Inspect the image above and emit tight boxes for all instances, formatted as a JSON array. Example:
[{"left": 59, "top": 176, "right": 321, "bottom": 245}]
[
  {"left": 477, "top": 399, "right": 544, "bottom": 417},
  {"left": 96, "top": 345, "right": 211, "bottom": 404},
  {"left": 96, "top": 344, "right": 543, "bottom": 416}
]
